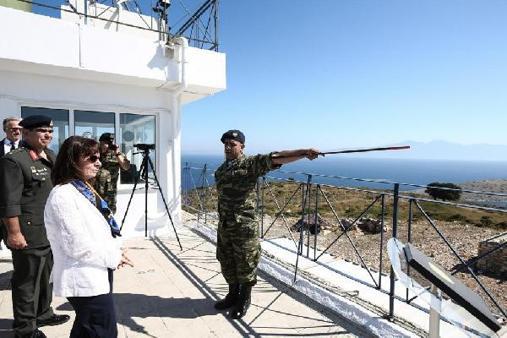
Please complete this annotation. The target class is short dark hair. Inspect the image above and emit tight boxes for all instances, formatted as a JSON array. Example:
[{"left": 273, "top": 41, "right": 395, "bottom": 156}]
[{"left": 52, "top": 136, "right": 99, "bottom": 185}]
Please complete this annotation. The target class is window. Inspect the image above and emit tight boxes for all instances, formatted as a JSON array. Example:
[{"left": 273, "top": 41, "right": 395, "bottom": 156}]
[
  {"left": 119, "top": 113, "right": 156, "bottom": 184},
  {"left": 21, "top": 106, "right": 69, "bottom": 153},
  {"left": 74, "top": 110, "right": 115, "bottom": 139}
]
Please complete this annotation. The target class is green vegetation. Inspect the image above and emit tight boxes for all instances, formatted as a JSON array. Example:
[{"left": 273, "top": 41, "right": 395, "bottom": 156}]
[
  {"left": 425, "top": 182, "right": 462, "bottom": 201},
  {"left": 183, "top": 181, "right": 507, "bottom": 229}
]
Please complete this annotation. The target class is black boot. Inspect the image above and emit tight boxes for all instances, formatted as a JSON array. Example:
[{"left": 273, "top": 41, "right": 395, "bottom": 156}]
[
  {"left": 214, "top": 283, "right": 239, "bottom": 310},
  {"left": 229, "top": 284, "right": 252, "bottom": 319}
]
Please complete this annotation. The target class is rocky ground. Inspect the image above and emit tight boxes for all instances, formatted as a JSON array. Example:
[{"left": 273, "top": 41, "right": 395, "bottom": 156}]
[{"left": 192, "top": 212, "right": 506, "bottom": 322}]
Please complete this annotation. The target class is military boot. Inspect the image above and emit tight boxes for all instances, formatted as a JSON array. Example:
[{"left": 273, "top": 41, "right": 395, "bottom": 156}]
[
  {"left": 229, "top": 284, "right": 252, "bottom": 319},
  {"left": 214, "top": 283, "right": 239, "bottom": 310}
]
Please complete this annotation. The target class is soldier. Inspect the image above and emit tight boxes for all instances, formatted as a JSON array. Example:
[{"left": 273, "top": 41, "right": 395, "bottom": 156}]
[
  {"left": 94, "top": 133, "right": 130, "bottom": 214},
  {"left": 0, "top": 115, "right": 70, "bottom": 338},
  {"left": 214, "top": 129, "right": 320, "bottom": 319}
]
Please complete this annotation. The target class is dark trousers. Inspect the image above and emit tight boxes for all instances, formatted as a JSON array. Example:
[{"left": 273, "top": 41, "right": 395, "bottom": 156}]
[
  {"left": 11, "top": 247, "right": 54, "bottom": 338},
  {"left": 67, "top": 270, "right": 117, "bottom": 338}
]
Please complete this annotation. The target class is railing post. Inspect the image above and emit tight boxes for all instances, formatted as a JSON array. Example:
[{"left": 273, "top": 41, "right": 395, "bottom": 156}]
[
  {"left": 313, "top": 184, "right": 319, "bottom": 261},
  {"left": 378, "top": 193, "right": 385, "bottom": 289},
  {"left": 203, "top": 164, "right": 208, "bottom": 224},
  {"left": 261, "top": 177, "right": 266, "bottom": 238},
  {"left": 305, "top": 175, "right": 312, "bottom": 258},
  {"left": 406, "top": 199, "right": 413, "bottom": 301},
  {"left": 389, "top": 183, "right": 400, "bottom": 319}
]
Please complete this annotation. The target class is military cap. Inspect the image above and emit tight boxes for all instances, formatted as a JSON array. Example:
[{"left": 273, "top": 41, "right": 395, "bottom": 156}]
[
  {"left": 99, "top": 132, "right": 115, "bottom": 142},
  {"left": 221, "top": 129, "right": 245, "bottom": 144},
  {"left": 19, "top": 115, "right": 52, "bottom": 129}
]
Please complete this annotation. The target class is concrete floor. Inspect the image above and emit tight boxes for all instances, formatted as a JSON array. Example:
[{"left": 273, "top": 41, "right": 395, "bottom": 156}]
[{"left": 0, "top": 226, "right": 363, "bottom": 337}]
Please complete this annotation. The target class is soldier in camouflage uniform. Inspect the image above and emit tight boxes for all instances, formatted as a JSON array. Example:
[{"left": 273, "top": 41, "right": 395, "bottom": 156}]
[
  {"left": 94, "top": 133, "right": 130, "bottom": 214},
  {"left": 214, "top": 129, "right": 320, "bottom": 319}
]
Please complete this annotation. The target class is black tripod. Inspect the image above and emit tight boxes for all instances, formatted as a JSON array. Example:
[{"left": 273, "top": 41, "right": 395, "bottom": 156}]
[{"left": 121, "top": 145, "right": 182, "bottom": 250}]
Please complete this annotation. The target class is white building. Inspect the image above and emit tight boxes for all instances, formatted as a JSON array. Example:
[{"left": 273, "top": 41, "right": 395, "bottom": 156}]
[{"left": 0, "top": 2, "right": 226, "bottom": 236}]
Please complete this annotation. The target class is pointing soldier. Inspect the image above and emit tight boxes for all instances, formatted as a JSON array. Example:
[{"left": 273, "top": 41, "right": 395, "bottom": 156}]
[
  {"left": 214, "top": 129, "right": 320, "bottom": 319},
  {"left": 0, "top": 115, "right": 69, "bottom": 338},
  {"left": 94, "top": 133, "right": 130, "bottom": 214}
]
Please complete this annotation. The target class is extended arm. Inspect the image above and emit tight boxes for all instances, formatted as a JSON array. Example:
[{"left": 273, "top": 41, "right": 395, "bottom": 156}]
[{"left": 271, "top": 148, "right": 321, "bottom": 165}]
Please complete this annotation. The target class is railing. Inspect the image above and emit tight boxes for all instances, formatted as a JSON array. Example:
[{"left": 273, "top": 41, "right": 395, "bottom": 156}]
[
  {"left": 181, "top": 163, "right": 507, "bottom": 332},
  {"left": 2, "top": 0, "right": 219, "bottom": 50}
]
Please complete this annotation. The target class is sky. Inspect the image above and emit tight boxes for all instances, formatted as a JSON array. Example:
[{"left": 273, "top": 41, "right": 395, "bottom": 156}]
[{"left": 181, "top": 0, "right": 507, "bottom": 155}]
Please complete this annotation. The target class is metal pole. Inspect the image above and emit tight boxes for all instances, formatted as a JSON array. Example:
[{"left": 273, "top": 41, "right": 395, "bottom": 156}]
[
  {"left": 203, "top": 164, "right": 207, "bottom": 224},
  {"left": 84, "top": 0, "right": 88, "bottom": 24},
  {"left": 429, "top": 284, "right": 441, "bottom": 338},
  {"left": 260, "top": 177, "right": 265, "bottom": 238},
  {"left": 313, "top": 184, "right": 319, "bottom": 261},
  {"left": 144, "top": 155, "right": 149, "bottom": 237},
  {"left": 306, "top": 175, "right": 312, "bottom": 258},
  {"left": 406, "top": 199, "right": 413, "bottom": 301},
  {"left": 389, "top": 183, "right": 400, "bottom": 319},
  {"left": 378, "top": 194, "right": 385, "bottom": 289}
]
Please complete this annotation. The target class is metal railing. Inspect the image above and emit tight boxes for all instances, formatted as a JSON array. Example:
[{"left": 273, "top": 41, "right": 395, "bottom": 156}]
[
  {"left": 4, "top": 0, "right": 219, "bottom": 50},
  {"left": 181, "top": 163, "right": 507, "bottom": 329}
]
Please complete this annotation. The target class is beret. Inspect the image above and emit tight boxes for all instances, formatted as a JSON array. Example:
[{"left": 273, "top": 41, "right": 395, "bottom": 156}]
[
  {"left": 99, "top": 133, "right": 115, "bottom": 142},
  {"left": 19, "top": 115, "right": 52, "bottom": 129},
  {"left": 220, "top": 129, "right": 245, "bottom": 144}
]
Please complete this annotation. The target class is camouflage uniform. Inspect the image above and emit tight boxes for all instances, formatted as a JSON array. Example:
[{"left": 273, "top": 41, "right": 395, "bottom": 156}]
[
  {"left": 94, "top": 151, "right": 121, "bottom": 214},
  {"left": 215, "top": 153, "right": 280, "bottom": 285}
]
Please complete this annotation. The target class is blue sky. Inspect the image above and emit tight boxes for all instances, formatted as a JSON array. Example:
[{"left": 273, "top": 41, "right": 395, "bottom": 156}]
[{"left": 181, "top": 1, "right": 507, "bottom": 155}]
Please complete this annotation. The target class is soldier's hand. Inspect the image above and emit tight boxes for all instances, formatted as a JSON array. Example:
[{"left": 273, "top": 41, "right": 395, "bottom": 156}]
[
  {"left": 305, "top": 148, "right": 321, "bottom": 160},
  {"left": 7, "top": 232, "right": 27, "bottom": 250}
]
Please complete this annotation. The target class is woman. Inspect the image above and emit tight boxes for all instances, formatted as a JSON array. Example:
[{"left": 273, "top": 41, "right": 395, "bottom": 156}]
[{"left": 44, "top": 136, "right": 132, "bottom": 338}]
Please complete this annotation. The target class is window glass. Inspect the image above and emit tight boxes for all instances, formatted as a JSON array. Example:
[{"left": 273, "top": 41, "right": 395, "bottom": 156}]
[
  {"left": 74, "top": 110, "right": 115, "bottom": 139},
  {"left": 21, "top": 106, "right": 69, "bottom": 153},
  {"left": 119, "top": 114, "right": 156, "bottom": 184}
]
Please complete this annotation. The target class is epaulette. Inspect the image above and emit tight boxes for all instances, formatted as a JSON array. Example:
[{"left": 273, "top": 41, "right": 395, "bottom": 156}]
[{"left": 6, "top": 148, "right": 27, "bottom": 156}]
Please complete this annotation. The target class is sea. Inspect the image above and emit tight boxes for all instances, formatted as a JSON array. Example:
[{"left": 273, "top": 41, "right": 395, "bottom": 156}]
[{"left": 181, "top": 154, "right": 507, "bottom": 192}]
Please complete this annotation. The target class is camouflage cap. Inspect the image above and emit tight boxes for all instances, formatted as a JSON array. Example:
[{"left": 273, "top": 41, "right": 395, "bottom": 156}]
[{"left": 220, "top": 129, "right": 245, "bottom": 144}]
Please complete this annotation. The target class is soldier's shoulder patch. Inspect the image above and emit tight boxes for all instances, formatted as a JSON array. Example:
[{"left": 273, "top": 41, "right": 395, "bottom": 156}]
[{"left": 5, "top": 147, "right": 29, "bottom": 160}]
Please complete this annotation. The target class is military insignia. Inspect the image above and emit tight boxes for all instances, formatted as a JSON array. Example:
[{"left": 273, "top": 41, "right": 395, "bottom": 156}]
[
  {"left": 30, "top": 166, "right": 37, "bottom": 173},
  {"left": 232, "top": 132, "right": 238, "bottom": 137}
]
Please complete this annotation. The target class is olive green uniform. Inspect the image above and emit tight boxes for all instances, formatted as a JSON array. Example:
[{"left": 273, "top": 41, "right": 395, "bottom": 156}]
[
  {"left": 94, "top": 150, "right": 123, "bottom": 214},
  {"left": 215, "top": 153, "right": 280, "bottom": 285},
  {"left": 0, "top": 145, "right": 56, "bottom": 338}
]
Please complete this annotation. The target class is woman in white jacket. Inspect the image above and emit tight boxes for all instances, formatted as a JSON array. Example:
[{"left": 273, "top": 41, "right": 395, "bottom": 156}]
[{"left": 44, "top": 136, "right": 132, "bottom": 338}]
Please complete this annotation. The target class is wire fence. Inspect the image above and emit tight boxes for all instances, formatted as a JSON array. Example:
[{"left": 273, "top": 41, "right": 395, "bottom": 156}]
[{"left": 182, "top": 163, "right": 507, "bottom": 331}]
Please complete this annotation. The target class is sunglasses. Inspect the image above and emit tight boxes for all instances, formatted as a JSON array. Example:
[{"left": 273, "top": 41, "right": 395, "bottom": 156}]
[
  {"left": 87, "top": 155, "right": 100, "bottom": 163},
  {"left": 33, "top": 128, "right": 54, "bottom": 134}
]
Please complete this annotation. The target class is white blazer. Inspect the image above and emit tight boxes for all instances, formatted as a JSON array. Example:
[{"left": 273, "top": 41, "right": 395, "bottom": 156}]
[{"left": 44, "top": 183, "right": 122, "bottom": 297}]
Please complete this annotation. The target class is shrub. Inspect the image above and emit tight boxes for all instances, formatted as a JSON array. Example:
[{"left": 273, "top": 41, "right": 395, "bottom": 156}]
[{"left": 425, "top": 182, "right": 462, "bottom": 201}]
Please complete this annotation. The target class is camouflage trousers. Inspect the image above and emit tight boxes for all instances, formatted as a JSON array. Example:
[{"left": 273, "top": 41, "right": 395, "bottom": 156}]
[{"left": 216, "top": 217, "right": 260, "bottom": 286}]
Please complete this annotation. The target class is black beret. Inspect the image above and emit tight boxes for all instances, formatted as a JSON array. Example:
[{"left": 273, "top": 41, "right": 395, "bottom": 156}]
[
  {"left": 221, "top": 129, "right": 245, "bottom": 144},
  {"left": 99, "top": 133, "right": 115, "bottom": 142},
  {"left": 19, "top": 115, "right": 52, "bottom": 129}
]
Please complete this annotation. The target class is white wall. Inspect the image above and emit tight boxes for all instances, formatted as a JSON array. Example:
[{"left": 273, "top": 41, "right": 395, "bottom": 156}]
[
  {"left": 0, "top": 6, "right": 226, "bottom": 100},
  {"left": 0, "top": 5, "right": 227, "bottom": 236},
  {"left": 0, "top": 70, "right": 181, "bottom": 236}
]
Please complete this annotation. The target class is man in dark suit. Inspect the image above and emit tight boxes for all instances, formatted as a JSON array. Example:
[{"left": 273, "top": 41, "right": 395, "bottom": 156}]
[
  {"left": 1, "top": 117, "right": 22, "bottom": 251},
  {"left": 0, "top": 117, "right": 21, "bottom": 157}
]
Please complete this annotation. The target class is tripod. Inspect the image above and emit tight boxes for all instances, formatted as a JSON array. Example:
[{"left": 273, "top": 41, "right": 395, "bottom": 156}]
[{"left": 121, "top": 147, "right": 182, "bottom": 250}]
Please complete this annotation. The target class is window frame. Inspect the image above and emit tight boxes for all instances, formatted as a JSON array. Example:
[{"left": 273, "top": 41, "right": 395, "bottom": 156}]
[{"left": 18, "top": 101, "right": 162, "bottom": 191}]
